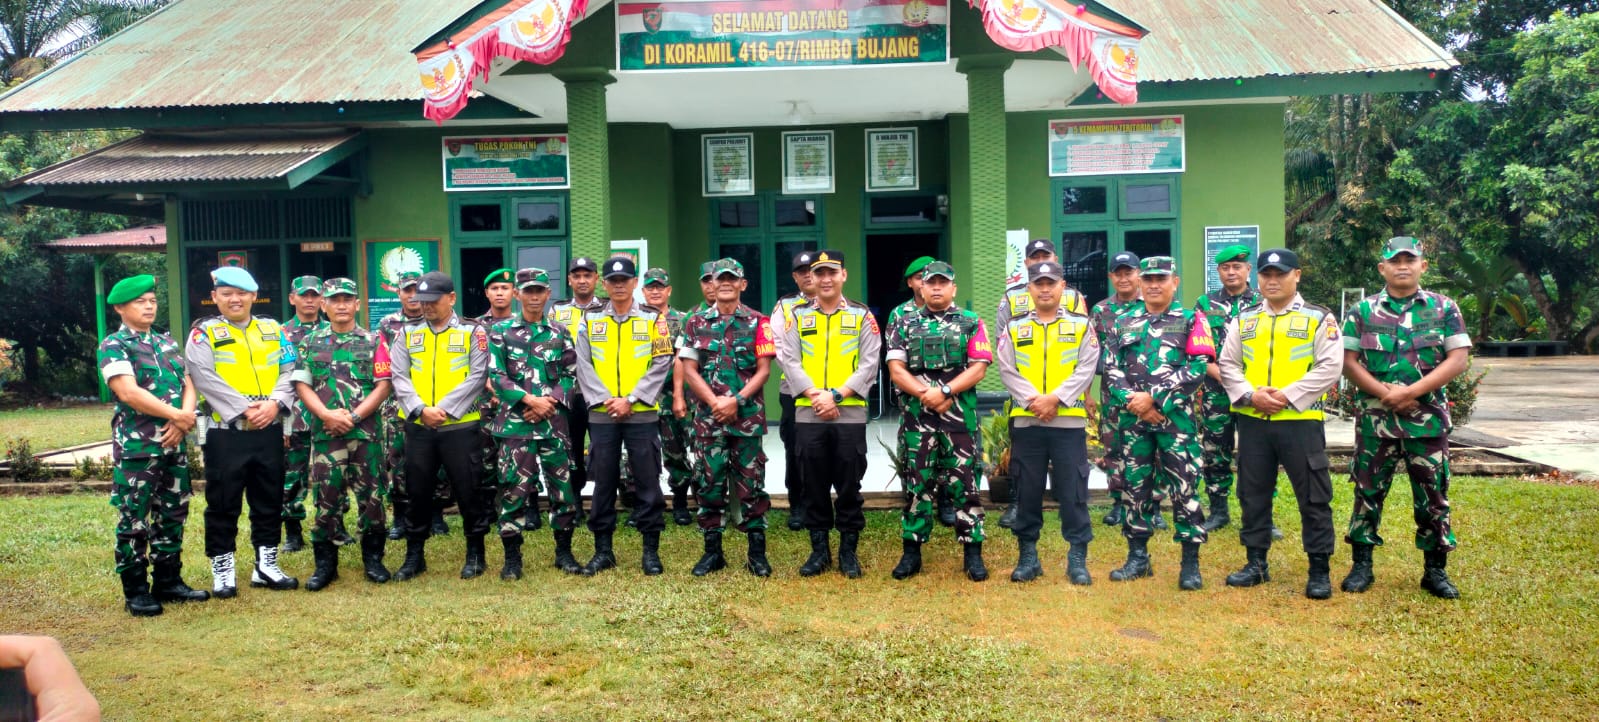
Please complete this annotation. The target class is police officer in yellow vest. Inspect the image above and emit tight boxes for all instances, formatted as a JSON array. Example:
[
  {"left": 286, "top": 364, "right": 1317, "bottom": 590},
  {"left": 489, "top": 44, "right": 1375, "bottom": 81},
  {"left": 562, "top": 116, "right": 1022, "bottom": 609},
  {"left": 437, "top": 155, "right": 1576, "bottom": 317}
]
[
  {"left": 387, "top": 271, "right": 495, "bottom": 582},
  {"left": 1218, "top": 249, "right": 1345, "bottom": 599},
  {"left": 995, "top": 261, "right": 1100, "bottom": 584},
  {"left": 186, "top": 266, "right": 301, "bottom": 597},
  {"left": 775, "top": 250, "right": 881, "bottom": 579}
]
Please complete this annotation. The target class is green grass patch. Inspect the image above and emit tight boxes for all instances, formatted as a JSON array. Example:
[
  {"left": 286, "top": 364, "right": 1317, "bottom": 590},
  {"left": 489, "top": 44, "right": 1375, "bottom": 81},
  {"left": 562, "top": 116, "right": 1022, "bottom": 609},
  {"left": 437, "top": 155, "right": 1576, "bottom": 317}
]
[
  {"left": 0, "top": 403, "right": 112, "bottom": 452},
  {"left": 1, "top": 476, "right": 1596, "bottom": 719}
]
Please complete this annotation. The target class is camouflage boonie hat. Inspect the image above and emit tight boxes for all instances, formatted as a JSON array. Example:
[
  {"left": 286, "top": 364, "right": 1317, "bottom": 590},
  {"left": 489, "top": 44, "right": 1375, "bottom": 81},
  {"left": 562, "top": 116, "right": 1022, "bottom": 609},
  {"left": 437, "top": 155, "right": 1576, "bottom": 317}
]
[
  {"left": 291, "top": 275, "right": 323, "bottom": 296},
  {"left": 515, "top": 268, "right": 550, "bottom": 289},
  {"left": 321, "top": 277, "right": 357, "bottom": 297},
  {"left": 642, "top": 268, "right": 671, "bottom": 286},
  {"left": 921, "top": 261, "right": 956, "bottom": 281},
  {"left": 1139, "top": 256, "right": 1177, "bottom": 276},
  {"left": 1384, "top": 236, "right": 1424, "bottom": 259},
  {"left": 396, "top": 271, "right": 423, "bottom": 289},
  {"left": 713, "top": 258, "right": 745, "bottom": 279},
  {"left": 698, "top": 261, "right": 718, "bottom": 281}
]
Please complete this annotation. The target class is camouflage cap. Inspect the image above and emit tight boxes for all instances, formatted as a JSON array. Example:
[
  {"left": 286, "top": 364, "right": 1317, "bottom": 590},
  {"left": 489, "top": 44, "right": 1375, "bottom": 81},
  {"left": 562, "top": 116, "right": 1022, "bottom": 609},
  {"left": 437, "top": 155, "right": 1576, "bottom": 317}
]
[
  {"left": 903, "top": 256, "right": 936, "bottom": 279},
  {"left": 322, "top": 277, "right": 358, "bottom": 297},
  {"left": 396, "top": 270, "right": 423, "bottom": 289},
  {"left": 483, "top": 267, "right": 515, "bottom": 287},
  {"left": 698, "top": 261, "right": 718, "bottom": 280},
  {"left": 1213, "top": 244, "right": 1252, "bottom": 265},
  {"left": 642, "top": 267, "right": 670, "bottom": 286},
  {"left": 106, "top": 274, "right": 156, "bottom": 306},
  {"left": 1139, "top": 256, "right": 1177, "bottom": 276},
  {"left": 713, "top": 258, "right": 746, "bottom": 279},
  {"left": 291, "top": 275, "right": 323, "bottom": 296},
  {"left": 1384, "top": 236, "right": 1424, "bottom": 259},
  {"left": 515, "top": 268, "right": 550, "bottom": 289},
  {"left": 921, "top": 261, "right": 956, "bottom": 281}
]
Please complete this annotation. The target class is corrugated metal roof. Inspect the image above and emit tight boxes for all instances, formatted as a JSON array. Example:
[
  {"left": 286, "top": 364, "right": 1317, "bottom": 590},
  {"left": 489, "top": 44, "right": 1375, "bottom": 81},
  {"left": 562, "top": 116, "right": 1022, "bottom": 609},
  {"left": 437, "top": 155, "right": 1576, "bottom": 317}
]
[
  {"left": 44, "top": 225, "right": 166, "bottom": 253},
  {"left": 11, "top": 131, "right": 362, "bottom": 186},
  {"left": 0, "top": 0, "right": 482, "bottom": 113},
  {"left": 1109, "top": 0, "right": 1456, "bottom": 82}
]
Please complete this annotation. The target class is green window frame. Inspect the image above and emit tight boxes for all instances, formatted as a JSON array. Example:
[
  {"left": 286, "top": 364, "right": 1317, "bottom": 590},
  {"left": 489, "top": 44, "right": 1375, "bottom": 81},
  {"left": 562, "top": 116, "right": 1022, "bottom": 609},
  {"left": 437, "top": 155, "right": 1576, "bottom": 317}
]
[
  {"left": 1051, "top": 175, "right": 1182, "bottom": 306},
  {"left": 860, "top": 189, "right": 946, "bottom": 231},
  {"left": 708, "top": 191, "right": 824, "bottom": 312}
]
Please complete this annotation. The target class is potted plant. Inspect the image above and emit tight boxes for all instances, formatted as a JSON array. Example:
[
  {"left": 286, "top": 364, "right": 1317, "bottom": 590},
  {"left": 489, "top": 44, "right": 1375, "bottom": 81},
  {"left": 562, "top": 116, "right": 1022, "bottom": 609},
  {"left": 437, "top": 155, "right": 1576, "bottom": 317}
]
[{"left": 980, "top": 408, "right": 1014, "bottom": 504}]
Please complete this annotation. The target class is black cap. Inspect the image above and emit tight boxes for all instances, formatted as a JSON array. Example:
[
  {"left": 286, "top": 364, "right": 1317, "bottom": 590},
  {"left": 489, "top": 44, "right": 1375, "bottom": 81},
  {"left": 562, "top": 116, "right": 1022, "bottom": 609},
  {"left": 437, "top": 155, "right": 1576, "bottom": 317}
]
[
  {"left": 1257, "top": 248, "right": 1300, "bottom": 272},
  {"left": 413, "top": 271, "right": 454, "bottom": 302},
  {"left": 569, "top": 257, "right": 598, "bottom": 274},
  {"left": 1027, "top": 261, "right": 1063, "bottom": 282},
  {"left": 792, "top": 250, "right": 816, "bottom": 271},
  {"left": 601, "top": 256, "right": 637, "bottom": 279},
  {"left": 1110, "top": 251, "right": 1139, "bottom": 272},
  {"left": 811, "top": 250, "right": 844, "bottom": 270},
  {"left": 1025, "top": 239, "right": 1055, "bottom": 258}
]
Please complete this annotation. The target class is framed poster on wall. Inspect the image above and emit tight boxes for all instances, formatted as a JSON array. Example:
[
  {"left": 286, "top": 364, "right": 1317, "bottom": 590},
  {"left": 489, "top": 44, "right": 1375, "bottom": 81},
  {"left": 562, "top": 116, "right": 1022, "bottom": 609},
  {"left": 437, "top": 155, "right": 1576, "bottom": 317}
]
[
  {"left": 1048, "top": 115, "right": 1185, "bottom": 177},
  {"left": 781, "top": 131, "right": 834, "bottom": 194},
  {"left": 866, "top": 127, "right": 918, "bottom": 191},
  {"left": 702, "top": 133, "right": 755, "bottom": 197},
  {"left": 363, "top": 239, "right": 440, "bottom": 328},
  {"left": 1203, "top": 225, "right": 1260, "bottom": 294},
  {"left": 442, "top": 135, "right": 570, "bottom": 192}
]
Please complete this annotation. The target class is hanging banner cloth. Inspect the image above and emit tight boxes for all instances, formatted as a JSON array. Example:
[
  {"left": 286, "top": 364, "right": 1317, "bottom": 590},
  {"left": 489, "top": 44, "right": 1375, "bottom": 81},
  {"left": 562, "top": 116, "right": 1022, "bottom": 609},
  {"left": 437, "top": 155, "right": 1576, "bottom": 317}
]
[
  {"left": 414, "top": 0, "right": 591, "bottom": 123},
  {"left": 969, "top": 0, "right": 1146, "bottom": 104}
]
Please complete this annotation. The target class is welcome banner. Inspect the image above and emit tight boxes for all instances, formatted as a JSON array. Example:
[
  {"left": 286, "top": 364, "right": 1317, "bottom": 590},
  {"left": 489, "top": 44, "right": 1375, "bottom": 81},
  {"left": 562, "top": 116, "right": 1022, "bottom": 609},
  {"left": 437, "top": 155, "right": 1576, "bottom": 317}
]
[
  {"left": 415, "top": 0, "right": 591, "bottom": 123},
  {"left": 969, "top": 0, "right": 1145, "bottom": 105}
]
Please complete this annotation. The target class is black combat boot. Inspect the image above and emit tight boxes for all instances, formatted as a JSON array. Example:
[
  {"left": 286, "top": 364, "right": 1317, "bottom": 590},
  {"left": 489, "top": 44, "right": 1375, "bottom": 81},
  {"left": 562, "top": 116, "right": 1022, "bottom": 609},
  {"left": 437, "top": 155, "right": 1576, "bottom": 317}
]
[
  {"left": 582, "top": 532, "right": 617, "bottom": 576},
  {"left": 500, "top": 535, "right": 524, "bottom": 581},
  {"left": 1109, "top": 537, "right": 1153, "bottom": 581},
  {"left": 552, "top": 529, "right": 583, "bottom": 575},
  {"left": 1009, "top": 538, "right": 1042, "bottom": 583},
  {"left": 121, "top": 568, "right": 162, "bottom": 617},
  {"left": 1305, "top": 552, "right": 1332, "bottom": 600},
  {"left": 641, "top": 531, "right": 664, "bottom": 576},
  {"left": 798, "top": 530, "right": 832, "bottom": 577},
  {"left": 1066, "top": 543, "right": 1091, "bottom": 586},
  {"left": 1200, "top": 494, "right": 1231, "bottom": 532},
  {"left": 997, "top": 501, "right": 1018, "bottom": 530},
  {"left": 936, "top": 491, "right": 957, "bottom": 528},
  {"left": 672, "top": 487, "right": 694, "bottom": 526},
  {"left": 1178, "top": 541, "right": 1204, "bottom": 591},
  {"left": 787, "top": 505, "right": 806, "bottom": 531},
  {"left": 360, "top": 533, "right": 391, "bottom": 583},
  {"left": 1226, "top": 547, "right": 1271, "bottom": 588},
  {"left": 963, "top": 542, "right": 989, "bottom": 582},
  {"left": 283, "top": 519, "right": 306, "bottom": 553},
  {"left": 394, "top": 538, "right": 427, "bottom": 581},
  {"left": 1102, "top": 503, "right": 1127, "bottom": 527},
  {"left": 461, "top": 536, "right": 487, "bottom": 579},
  {"left": 152, "top": 557, "right": 210, "bottom": 603},
  {"left": 891, "top": 540, "right": 923, "bottom": 580},
  {"left": 692, "top": 531, "right": 726, "bottom": 577},
  {"left": 1341, "top": 543, "right": 1374, "bottom": 593},
  {"left": 305, "top": 541, "right": 339, "bottom": 592},
  {"left": 837, "top": 531, "right": 862, "bottom": 579},
  {"left": 387, "top": 502, "right": 405, "bottom": 541},
  {"left": 431, "top": 509, "right": 450, "bottom": 536},
  {"left": 1420, "top": 550, "right": 1459, "bottom": 599},
  {"left": 746, "top": 531, "right": 772, "bottom": 577}
]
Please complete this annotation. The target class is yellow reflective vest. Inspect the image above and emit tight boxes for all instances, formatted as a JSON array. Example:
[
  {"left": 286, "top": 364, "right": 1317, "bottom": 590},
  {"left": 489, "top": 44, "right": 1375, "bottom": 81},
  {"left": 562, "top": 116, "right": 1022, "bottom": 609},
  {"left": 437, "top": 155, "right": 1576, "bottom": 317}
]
[
  {"left": 1003, "top": 284, "right": 1087, "bottom": 321},
  {"left": 585, "top": 311, "right": 668, "bottom": 413},
  {"left": 792, "top": 302, "right": 871, "bottom": 408},
  {"left": 1006, "top": 314, "right": 1090, "bottom": 419},
  {"left": 401, "top": 325, "right": 480, "bottom": 425},
  {"left": 203, "top": 317, "right": 285, "bottom": 421},
  {"left": 1232, "top": 303, "right": 1333, "bottom": 421}
]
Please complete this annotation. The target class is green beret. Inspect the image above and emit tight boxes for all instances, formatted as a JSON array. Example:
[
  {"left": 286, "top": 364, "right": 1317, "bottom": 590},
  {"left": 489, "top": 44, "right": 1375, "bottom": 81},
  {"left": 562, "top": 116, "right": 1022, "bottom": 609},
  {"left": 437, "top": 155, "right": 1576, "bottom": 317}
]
[
  {"left": 904, "top": 256, "right": 936, "bottom": 279},
  {"left": 1213, "top": 245, "right": 1252, "bottom": 265},
  {"left": 483, "top": 268, "right": 515, "bottom": 287},
  {"left": 107, "top": 274, "right": 156, "bottom": 306}
]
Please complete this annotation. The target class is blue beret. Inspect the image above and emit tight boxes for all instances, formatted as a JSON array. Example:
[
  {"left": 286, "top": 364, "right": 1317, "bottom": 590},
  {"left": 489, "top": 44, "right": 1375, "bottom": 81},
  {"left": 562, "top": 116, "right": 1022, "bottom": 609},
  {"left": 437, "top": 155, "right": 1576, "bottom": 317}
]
[{"left": 211, "top": 266, "right": 258, "bottom": 292}]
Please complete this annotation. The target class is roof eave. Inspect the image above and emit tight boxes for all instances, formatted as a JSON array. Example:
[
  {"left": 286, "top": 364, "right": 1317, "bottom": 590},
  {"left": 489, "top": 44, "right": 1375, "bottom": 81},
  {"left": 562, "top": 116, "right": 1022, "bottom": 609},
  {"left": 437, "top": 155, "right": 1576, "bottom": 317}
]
[
  {"left": 0, "top": 97, "right": 538, "bottom": 133},
  {"left": 1070, "top": 67, "right": 1454, "bottom": 106}
]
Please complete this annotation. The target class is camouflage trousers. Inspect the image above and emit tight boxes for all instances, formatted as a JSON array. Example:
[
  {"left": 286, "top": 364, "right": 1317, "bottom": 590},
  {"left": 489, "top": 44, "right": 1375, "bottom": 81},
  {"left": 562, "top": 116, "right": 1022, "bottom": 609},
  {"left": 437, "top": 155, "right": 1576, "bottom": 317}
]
[
  {"left": 1346, "top": 435, "right": 1456, "bottom": 552},
  {"left": 1118, "top": 413, "right": 1207, "bottom": 544},
  {"left": 309, "top": 436, "right": 385, "bottom": 543},
  {"left": 1098, "top": 391, "right": 1128, "bottom": 506},
  {"left": 283, "top": 430, "right": 313, "bottom": 521},
  {"left": 695, "top": 434, "right": 769, "bottom": 533},
  {"left": 659, "top": 409, "right": 695, "bottom": 493},
  {"left": 898, "top": 423, "right": 984, "bottom": 544},
  {"left": 496, "top": 435, "right": 579, "bottom": 536},
  {"left": 110, "top": 453, "right": 192, "bottom": 573},
  {"left": 1199, "top": 383, "right": 1238, "bottom": 498}
]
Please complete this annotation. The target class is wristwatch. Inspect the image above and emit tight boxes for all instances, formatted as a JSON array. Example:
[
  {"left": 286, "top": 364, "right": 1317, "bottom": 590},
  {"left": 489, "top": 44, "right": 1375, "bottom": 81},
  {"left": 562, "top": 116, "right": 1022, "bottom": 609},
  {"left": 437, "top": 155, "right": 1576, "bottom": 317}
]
[
  {"left": 939, "top": 383, "right": 953, "bottom": 397},
  {"left": 734, "top": 392, "right": 747, "bottom": 404},
  {"left": 831, "top": 388, "right": 844, "bottom": 404},
  {"left": 625, "top": 394, "right": 639, "bottom": 405},
  {"left": 349, "top": 410, "right": 363, "bottom": 424},
  {"left": 1241, "top": 392, "right": 1255, "bottom": 407}
]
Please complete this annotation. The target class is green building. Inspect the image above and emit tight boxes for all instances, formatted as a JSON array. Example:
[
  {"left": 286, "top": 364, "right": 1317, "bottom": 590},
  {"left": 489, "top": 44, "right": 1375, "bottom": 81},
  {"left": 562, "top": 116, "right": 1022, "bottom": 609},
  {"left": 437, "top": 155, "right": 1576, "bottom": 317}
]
[{"left": 0, "top": 0, "right": 1453, "bottom": 336}]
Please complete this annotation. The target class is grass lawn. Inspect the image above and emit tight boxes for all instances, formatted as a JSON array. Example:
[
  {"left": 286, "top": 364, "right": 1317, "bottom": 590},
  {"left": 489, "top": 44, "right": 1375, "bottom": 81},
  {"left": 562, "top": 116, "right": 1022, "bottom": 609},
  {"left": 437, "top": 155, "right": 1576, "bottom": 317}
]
[
  {"left": 1, "top": 475, "right": 1595, "bottom": 720},
  {"left": 0, "top": 403, "right": 112, "bottom": 452}
]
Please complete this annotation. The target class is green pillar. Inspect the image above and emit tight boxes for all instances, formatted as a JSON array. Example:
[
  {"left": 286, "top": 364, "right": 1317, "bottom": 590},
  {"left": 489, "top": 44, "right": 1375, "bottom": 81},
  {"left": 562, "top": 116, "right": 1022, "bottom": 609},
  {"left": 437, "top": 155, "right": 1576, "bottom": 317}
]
[
  {"left": 958, "top": 56, "right": 1012, "bottom": 390},
  {"left": 558, "top": 69, "right": 616, "bottom": 264},
  {"left": 93, "top": 255, "right": 109, "bottom": 402}
]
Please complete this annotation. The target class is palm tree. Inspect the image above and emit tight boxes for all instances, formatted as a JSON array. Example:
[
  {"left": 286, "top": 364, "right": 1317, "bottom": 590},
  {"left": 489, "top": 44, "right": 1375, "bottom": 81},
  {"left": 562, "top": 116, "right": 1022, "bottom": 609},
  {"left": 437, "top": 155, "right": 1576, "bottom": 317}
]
[{"left": 0, "top": 0, "right": 169, "bottom": 82}]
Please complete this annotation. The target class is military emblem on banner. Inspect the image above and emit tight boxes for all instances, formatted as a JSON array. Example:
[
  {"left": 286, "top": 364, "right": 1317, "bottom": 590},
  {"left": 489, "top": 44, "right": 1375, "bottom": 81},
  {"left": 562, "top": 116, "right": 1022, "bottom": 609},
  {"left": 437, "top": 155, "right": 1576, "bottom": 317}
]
[{"left": 643, "top": 6, "right": 663, "bottom": 33}]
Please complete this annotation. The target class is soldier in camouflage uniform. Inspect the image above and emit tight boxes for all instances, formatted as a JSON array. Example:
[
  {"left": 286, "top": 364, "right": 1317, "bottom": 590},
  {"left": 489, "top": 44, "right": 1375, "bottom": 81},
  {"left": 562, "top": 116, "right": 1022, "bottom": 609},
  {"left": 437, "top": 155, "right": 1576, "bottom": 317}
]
[
  {"left": 1192, "top": 245, "right": 1263, "bottom": 533},
  {"left": 1091, "top": 251, "right": 1143, "bottom": 527},
  {"left": 1340, "top": 236, "right": 1470, "bottom": 599},
  {"left": 281, "top": 275, "right": 328, "bottom": 553},
  {"left": 487, "top": 268, "right": 583, "bottom": 579},
  {"left": 549, "top": 257, "right": 607, "bottom": 520},
  {"left": 98, "top": 274, "right": 208, "bottom": 616},
  {"left": 771, "top": 250, "right": 817, "bottom": 531},
  {"left": 291, "top": 278, "right": 394, "bottom": 591},
  {"left": 642, "top": 268, "right": 696, "bottom": 526},
  {"left": 475, "top": 269, "right": 524, "bottom": 532},
  {"left": 680, "top": 258, "right": 778, "bottom": 577},
  {"left": 1104, "top": 256, "right": 1216, "bottom": 591},
  {"left": 887, "top": 256, "right": 934, "bottom": 327},
  {"left": 885, "top": 261, "right": 993, "bottom": 582}
]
